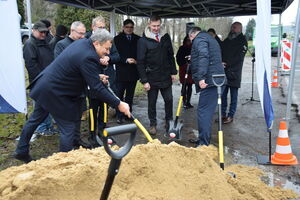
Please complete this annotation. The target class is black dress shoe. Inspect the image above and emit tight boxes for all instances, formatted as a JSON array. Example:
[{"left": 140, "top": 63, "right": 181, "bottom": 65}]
[
  {"left": 74, "top": 139, "right": 92, "bottom": 149},
  {"left": 186, "top": 103, "right": 194, "bottom": 108},
  {"left": 13, "top": 153, "right": 34, "bottom": 163}
]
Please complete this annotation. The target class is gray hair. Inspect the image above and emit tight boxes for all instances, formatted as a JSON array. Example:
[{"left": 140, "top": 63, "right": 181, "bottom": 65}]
[
  {"left": 71, "top": 21, "right": 85, "bottom": 30},
  {"left": 188, "top": 26, "right": 201, "bottom": 36},
  {"left": 92, "top": 16, "right": 105, "bottom": 26},
  {"left": 90, "top": 29, "right": 113, "bottom": 44}
]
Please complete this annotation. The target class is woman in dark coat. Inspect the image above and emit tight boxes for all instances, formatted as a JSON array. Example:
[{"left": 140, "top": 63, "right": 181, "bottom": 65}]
[{"left": 176, "top": 36, "right": 194, "bottom": 108}]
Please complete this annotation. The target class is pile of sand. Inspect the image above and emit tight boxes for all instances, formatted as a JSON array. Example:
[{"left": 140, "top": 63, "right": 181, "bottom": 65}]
[{"left": 0, "top": 140, "right": 297, "bottom": 200}]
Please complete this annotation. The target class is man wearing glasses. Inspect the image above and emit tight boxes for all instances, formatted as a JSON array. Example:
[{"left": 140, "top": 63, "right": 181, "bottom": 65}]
[
  {"left": 85, "top": 16, "right": 106, "bottom": 39},
  {"left": 85, "top": 16, "right": 121, "bottom": 141},
  {"left": 54, "top": 21, "right": 86, "bottom": 58},
  {"left": 53, "top": 21, "right": 88, "bottom": 148},
  {"left": 114, "top": 19, "right": 140, "bottom": 124}
]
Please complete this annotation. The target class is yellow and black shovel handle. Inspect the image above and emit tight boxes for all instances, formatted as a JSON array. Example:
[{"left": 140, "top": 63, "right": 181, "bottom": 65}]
[
  {"left": 219, "top": 130, "right": 224, "bottom": 170},
  {"left": 89, "top": 108, "right": 94, "bottom": 131},
  {"left": 176, "top": 96, "right": 184, "bottom": 117},
  {"left": 131, "top": 114, "right": 153, "bottom": 143},
  {"left": 105, "top": 83, "right": 153, "bottom": 143},
  {"left": 212, "top": 74, "right": 226, "bottom": 170},
  {"left": 104, "top": 103, "right": 108, "bottom": 124}
]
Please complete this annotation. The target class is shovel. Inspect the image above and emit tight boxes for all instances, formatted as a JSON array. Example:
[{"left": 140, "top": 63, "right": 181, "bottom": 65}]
[
  {"left": 100, "top": 124, "right": 137, "bottom": 200},
  {"left": 212, "top": 74, "right": 226, "bottom": 170},
  {"left": 165, "top": 61, "right": 191, "bottom": 140},
  {"left": 106, "top": 82, "right": 153, "bottom": 143}
]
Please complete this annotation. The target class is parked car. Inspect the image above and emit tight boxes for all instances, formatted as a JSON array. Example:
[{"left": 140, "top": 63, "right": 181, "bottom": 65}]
[{"left": 20, "top": 23, "right": 31, "bottom": 44}]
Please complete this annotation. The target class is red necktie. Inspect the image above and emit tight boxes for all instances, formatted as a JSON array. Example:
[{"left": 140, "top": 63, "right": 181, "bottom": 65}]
[{"left": 155, "top": 35, "right": 159, "bottom": 42}]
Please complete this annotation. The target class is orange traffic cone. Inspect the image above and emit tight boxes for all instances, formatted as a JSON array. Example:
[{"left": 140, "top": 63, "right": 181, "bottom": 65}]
[
  {"left": 271, "top": 70, "right": 279, "bottom": 87},
  {"left": 271, "top": 121, "right": 298, "bottom": 165}
]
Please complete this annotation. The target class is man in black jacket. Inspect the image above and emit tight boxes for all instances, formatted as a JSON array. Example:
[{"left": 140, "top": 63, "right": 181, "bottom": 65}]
[
  {"left": 14, "top": 29, "right": 130, "bottom": 163},
  {"left": 23, "top": 21, "right": 55, "bottom": 136},
  {"left": 40, "top": 19, "right": 54, "bottom": 44},
  {"left": 24, "top": 21, "right": 53, "bottom": 83},
  {"left": 49, "top": 24, "right": 68, "bottom": 50},
  {"left": 221, "top": 22, "right": 248, "bottom": 124},
  {"left": 54, "top": 21, "right": 86, "bottom": 58},
  {"left": 114, "top": 19, "right": 140, "bottom": 123},
  {"left": 137, "top": 15, "right": 177, "bottom": 135},
  {"left": 189, "top": 27, "right": 225, "bottom": 147}
]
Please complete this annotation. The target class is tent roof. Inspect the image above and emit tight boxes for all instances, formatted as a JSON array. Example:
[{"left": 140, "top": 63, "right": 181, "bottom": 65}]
[{"left": 47, "top": 0, "right": 294, "bottom": 18}]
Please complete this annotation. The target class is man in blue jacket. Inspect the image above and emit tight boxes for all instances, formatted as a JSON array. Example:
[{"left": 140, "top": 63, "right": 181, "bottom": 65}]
[
  {"left": 189, "top": 27, "right": 225, "bottom": 147},
  {"left": 14, "top": 29, "right": 130, "bottom": 163}
]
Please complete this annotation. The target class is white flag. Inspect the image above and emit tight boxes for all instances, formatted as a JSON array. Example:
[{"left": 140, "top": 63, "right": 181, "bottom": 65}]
[
  {"left": 255, "top": 0, "right": 274, "bottom": 130},
  {"left": 0, "top": 0, "right": 27, "bottom": 113}
]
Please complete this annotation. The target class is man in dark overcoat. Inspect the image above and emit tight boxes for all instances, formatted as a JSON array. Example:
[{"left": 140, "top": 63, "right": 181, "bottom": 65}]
[
  {"left": 114, "top": 19, "right": 140, "bottom": 123},
  {"left": 14, "top": 29, "right": 130, "bottom": 163},
  {"left": 221, "top": 22, "right": 248, "bottom": 124}
]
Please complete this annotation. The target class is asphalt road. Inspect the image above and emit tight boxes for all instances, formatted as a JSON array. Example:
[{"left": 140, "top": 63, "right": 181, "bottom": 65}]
[{"left": 116, "top": 55, "right": 300, "bottom": 195}]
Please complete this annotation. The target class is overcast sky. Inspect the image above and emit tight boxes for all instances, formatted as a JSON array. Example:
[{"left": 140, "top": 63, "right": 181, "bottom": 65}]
[{"left": 234, "top": 0, "right": 299, "bottom": 27}]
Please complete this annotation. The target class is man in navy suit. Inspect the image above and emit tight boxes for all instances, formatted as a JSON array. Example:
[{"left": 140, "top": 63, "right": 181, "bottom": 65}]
[{"left": 14, "top": 29, "right": 130, "bottom": 163}]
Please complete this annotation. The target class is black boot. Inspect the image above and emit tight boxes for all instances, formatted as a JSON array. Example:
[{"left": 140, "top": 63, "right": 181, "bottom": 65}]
[{"left": 13, "top": 153, "right": 34, "bottom": 163}]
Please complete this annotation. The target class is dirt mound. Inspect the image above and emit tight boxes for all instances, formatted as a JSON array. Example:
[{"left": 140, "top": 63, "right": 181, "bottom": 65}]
[{"left": 0, "top": 140, "right": 297, "bottom": 200}]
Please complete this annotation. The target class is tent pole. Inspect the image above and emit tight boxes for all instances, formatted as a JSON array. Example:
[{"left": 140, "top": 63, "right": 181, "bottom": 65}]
[
  {"left": 285, "top": 2, "right": 300, "bottom": 128},
  {"left": 276, "top": 14, "right": 282, "bottom": 75},
  {"left": 25, "top": 0, "right": 32, "bottom": 37},
  {"left": 110, "top": 9, "right": 116, "bottom": 36}
]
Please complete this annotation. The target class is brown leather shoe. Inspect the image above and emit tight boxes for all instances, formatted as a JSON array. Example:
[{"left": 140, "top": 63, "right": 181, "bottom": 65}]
[
  {"left": 223, "top": 116, "right": 233, "bottom": 124},
  {"left": 149, "top": 126, "right": 157, "bottom": 135},
  {"left": 81, "top": 110, "right": 88, "bottom": 121},
  {"left": 215, "top": 116, "right": 227, "bottom": 123}
]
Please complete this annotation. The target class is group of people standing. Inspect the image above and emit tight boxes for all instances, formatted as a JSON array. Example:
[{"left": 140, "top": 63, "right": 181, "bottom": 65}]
[{"left": 14, "top": 14, "right": 247, "bottom": 163}]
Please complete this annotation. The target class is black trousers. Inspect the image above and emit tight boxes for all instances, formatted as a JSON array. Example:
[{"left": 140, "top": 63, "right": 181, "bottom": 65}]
[
  {"left": 16, "top": 102, "right": 81, "bottom": 155},
  {"left": 116, "top": 81, "right": 137, "bottom": 118},
  {"left": 147, "top": 85, "right": 173, "bottom": 126}
]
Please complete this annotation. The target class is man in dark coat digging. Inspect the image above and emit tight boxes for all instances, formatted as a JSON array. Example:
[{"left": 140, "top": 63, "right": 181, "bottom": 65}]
[{"left": 14, "top": 29, "right": 130, "bottom": 163}]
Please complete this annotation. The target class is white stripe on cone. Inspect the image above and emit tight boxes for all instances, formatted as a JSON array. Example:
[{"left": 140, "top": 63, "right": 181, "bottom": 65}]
[
  {"left": 275, "top": 144, "right": 292, "bottom": 154},
  {"left": 278, "top": 129, "right": 288, "bottom": 138}
]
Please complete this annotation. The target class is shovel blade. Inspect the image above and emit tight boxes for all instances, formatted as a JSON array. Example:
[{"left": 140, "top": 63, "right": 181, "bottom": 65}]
[{"left": 165, "top": 120, "right": 183, "bottom": 140}]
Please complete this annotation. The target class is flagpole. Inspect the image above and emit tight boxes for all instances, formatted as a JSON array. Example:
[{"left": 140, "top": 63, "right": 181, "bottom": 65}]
[
  {"left": 285, "top": 2, "right": 300, "bottom": 128},
  {"left": 25, "top": 0, "right": 32, "bottom": 37},
  {"left": 276, "top": 14, "right": 282, "bottom": 75}
]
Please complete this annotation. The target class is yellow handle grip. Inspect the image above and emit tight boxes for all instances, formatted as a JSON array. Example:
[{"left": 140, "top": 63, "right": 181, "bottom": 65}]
[
  {"left": 218, "top": 130, "right": 224, "bottom": 163},
  {"left": 104, "top": 103, "right": 107, "bottom": 123},
  {"left": 89, "top": 109, "right": 94, "bottom": 131},
  {"left": 176, "top": 96, "right": 184, "bottom": 117},
  {"left": 134, "top": 119, "right": 153, "bottom": 142}
]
